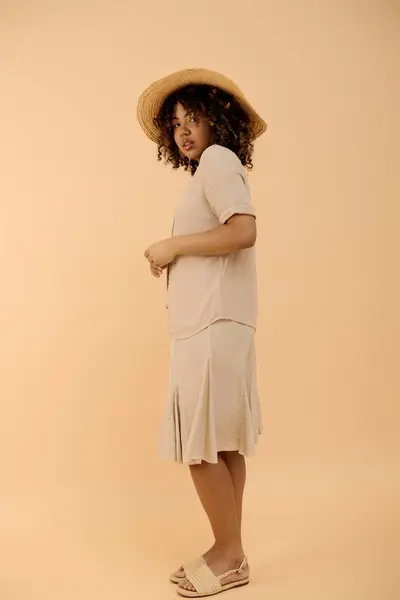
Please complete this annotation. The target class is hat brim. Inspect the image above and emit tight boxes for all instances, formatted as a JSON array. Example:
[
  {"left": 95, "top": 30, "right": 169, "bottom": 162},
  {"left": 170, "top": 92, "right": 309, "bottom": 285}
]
[{"left": 137, "top": 68, "right": 267, "bottom": 143}]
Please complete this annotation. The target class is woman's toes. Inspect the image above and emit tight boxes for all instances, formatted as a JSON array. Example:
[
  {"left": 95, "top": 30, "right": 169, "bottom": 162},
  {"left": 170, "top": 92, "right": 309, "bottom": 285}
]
[{"left": 180, "top": 578, "right": 195, "bottom": 591}]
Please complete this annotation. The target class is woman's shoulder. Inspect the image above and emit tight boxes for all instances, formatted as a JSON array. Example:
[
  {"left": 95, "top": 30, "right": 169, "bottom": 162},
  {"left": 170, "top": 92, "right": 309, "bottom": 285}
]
[{"left": 200, "top": 144, "right": 244, "bottom": 174}]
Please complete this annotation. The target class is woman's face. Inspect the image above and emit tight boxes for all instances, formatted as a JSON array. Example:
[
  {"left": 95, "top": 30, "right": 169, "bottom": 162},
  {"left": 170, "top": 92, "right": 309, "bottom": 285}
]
[{"left": 172, "top": 102, "right": 213, "bottom": 161}]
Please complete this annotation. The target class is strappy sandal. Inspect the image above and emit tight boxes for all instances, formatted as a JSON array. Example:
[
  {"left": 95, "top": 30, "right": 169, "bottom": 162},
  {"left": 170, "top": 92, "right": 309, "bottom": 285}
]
[{"left": 176, "top": 556, "right": 249, "bottom": 598}]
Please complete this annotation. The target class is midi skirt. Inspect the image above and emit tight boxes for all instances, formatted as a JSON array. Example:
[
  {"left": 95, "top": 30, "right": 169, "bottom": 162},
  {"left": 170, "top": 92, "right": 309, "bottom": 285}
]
[{"left": 160, "top": 319, "right": 263, "bottom": 465}]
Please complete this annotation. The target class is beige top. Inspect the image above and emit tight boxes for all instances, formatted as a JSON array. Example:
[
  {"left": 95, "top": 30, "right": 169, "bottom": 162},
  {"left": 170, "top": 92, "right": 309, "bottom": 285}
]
[{"left": 167, "top": 144, "right": 258, "bottom": 340}]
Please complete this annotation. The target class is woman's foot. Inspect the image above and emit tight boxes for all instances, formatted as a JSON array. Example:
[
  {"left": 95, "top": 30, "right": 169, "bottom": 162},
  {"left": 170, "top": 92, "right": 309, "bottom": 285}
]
[
  {"left": 172, "top": 545, "right": 216, "bottom": 581},
  {"left": 178, "top": 545, "right": 249, "bottom": 593}
]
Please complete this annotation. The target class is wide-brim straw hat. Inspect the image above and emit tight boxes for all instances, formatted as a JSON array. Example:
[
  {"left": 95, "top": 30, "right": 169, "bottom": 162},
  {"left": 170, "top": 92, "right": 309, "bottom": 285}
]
[{"left": 137, "top": 68, "right": 267, "bottom": 143}]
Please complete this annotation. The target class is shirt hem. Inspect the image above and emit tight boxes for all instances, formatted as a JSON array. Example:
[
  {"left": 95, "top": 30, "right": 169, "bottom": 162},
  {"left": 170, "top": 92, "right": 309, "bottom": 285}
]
[{"left": 169, "top": 317, "right": 257, "bottom": 341}]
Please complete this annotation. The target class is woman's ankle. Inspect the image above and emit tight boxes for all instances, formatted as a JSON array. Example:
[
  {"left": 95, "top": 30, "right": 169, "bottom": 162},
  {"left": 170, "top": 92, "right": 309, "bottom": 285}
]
[{"left": 213, "top": 540, "right": 244, "bottom": 559}]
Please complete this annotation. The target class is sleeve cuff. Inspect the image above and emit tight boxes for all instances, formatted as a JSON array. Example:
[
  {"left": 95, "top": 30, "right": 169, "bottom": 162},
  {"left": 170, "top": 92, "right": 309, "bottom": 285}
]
[{"left": 219, "top": 205, "right": 257, "bottom": 225}]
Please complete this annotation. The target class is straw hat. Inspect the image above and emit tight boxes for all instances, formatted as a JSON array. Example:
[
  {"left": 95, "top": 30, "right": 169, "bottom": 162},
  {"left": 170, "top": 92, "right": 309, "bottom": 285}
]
[{"left": 137, "top": 68, "right": 267, "bottom": 143}]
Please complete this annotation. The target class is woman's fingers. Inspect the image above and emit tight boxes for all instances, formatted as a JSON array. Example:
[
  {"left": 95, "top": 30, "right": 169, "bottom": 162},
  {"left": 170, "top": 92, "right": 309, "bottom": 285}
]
[
  {"left": 153, "top": 262, "right": 163, "bottom": 274},
  {"left": 150, "top": 262, "right": 163, "bottom": 277}
]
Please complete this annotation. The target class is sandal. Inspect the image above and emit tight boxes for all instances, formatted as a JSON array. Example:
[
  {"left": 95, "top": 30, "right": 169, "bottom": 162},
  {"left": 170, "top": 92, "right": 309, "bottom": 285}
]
[
  {"left": 170, "top": 567, "right": 185, "bottom": 584},
  {"left": 176, "top": 556, "right": 249, "bottom": 598}
]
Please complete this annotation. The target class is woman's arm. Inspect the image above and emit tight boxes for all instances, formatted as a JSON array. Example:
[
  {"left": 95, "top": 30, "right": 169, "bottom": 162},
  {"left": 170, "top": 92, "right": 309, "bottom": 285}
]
[
  {"left": 174, "top": 214, "right": 256, "bottom": 257},
  {"left": 145, "top": 214, "right": 256, "bottom": 268}
]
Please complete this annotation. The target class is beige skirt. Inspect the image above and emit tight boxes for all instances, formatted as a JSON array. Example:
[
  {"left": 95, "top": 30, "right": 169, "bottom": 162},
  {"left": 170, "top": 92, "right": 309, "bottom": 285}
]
[{"left": 160, "top": 319, "right": 263, "bottom": 465}]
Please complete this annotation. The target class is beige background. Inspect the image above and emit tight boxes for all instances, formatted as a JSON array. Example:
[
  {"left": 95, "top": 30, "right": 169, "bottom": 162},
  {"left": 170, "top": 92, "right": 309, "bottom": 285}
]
[{"left": 0, "top": 1, "right": 399, "bottom": 598}]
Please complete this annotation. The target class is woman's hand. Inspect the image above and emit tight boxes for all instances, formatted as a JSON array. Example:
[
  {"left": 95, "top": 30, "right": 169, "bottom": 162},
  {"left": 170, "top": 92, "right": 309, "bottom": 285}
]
[
  {"left": 150, "top": 261, "right": 164, "bottom": 278},
  {"left": 144, "top": 238, "right": 177, "bottom": 268}
]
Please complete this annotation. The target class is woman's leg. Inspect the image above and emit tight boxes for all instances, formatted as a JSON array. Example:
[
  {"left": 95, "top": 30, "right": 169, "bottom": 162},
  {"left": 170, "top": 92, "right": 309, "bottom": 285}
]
[
  {"left": 173, "top": 452, "right": 246, "bottom": 580},
  {"left": 179, "top": 454, "right": 248, "bottom": 592},
  {"left": 220, "top": 451, "right": 246, "bottom": 534}
]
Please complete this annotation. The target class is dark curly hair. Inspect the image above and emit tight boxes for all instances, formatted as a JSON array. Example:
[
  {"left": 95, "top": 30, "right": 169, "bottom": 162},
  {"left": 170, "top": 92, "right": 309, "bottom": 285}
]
[{"left": 153, "top": 84, "right": 254, "bottom": 176}]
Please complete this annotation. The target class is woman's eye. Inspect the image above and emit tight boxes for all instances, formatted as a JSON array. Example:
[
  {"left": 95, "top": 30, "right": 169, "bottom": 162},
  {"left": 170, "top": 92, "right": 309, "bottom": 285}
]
[{"left": 173, "top": 123, "right": 180, "bottom": 129}]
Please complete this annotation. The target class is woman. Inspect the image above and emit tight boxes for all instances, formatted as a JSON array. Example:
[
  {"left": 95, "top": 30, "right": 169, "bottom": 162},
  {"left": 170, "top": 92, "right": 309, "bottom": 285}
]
[{"left": 137, "top": 68, "right": 267, "bottom": 597}]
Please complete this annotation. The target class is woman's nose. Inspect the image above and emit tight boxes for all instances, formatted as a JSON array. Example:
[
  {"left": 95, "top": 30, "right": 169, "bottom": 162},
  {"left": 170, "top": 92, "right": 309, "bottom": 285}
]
[{"left": 181, "top": 122, "right": 191, "bottom": 136}]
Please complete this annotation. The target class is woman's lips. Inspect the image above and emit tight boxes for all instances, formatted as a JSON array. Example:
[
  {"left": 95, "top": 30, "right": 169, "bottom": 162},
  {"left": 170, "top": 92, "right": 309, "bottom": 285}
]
[{"left": 183, "top": 141, "right": 194, "bottom": 152}]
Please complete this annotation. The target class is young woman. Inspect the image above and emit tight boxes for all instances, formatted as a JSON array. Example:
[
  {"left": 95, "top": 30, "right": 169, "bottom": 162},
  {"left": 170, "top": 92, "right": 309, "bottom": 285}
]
[{"left": 137, "top": 68, "right": 267, "bottom": 598}]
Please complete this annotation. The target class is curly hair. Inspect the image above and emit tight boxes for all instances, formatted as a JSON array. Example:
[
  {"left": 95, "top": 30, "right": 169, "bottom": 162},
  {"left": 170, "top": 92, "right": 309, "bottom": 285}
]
[{"left": 153, "top": 84, "right": 254, "bottom": 176}]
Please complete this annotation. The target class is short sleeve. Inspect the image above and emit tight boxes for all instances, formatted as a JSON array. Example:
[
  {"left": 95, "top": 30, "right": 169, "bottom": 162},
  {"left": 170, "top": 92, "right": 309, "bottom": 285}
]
[{"left": 200, "top": 145, "right": 256, "bottom": 225}]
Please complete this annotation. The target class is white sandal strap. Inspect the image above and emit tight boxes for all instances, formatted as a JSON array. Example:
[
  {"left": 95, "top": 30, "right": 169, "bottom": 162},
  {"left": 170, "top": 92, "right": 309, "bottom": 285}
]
[
  {"left": 184, "top": 556, "right": 221, "bottom": 595},
  {"left": 217, "top": 556, "right": 248, "bottom": 581}
]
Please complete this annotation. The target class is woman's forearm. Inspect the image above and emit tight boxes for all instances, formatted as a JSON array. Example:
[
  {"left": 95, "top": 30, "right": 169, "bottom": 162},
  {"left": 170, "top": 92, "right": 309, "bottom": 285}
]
[{"left": 173, "top": 215, "right": 256, "bottom": 257}]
